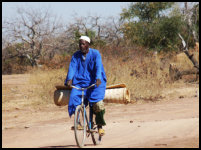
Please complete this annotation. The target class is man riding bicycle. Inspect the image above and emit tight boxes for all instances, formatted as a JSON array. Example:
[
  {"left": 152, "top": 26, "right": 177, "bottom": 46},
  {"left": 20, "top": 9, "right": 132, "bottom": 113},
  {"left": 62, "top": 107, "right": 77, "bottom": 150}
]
[{"left": 64, "top": 35, "right": 107, "bottom": 136}]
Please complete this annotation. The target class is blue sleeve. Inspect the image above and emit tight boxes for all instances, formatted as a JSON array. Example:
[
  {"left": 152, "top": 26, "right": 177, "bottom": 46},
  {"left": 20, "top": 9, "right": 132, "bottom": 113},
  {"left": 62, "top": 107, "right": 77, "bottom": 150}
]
[
  {"left": 65, "top": 55, "right": 77, "bottom": 84},
  {"left": 95, "top": 51, "right": 102, "bottom": 79}
]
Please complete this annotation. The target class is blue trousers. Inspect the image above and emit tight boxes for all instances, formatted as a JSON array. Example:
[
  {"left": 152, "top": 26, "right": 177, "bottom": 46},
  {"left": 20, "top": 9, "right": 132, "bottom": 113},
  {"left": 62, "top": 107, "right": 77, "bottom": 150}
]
[{"left": 68, "top": 84, "right": 106, "bottom": 117}]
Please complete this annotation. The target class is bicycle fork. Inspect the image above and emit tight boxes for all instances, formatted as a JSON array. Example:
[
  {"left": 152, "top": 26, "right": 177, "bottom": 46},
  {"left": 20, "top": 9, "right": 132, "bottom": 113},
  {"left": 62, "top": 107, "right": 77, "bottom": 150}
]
[
  {"left": 81, "top": 90, "right": 87, "bottom": 132},
  {"left": 81, "top": 89, "right": 95, "bottom": 136}
]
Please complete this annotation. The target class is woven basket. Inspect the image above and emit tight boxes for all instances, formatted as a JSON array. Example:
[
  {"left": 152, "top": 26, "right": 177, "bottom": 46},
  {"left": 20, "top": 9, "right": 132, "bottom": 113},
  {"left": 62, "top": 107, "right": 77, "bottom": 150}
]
[{"left": 54, "top": 89, "right": 71, "bottom": 106}]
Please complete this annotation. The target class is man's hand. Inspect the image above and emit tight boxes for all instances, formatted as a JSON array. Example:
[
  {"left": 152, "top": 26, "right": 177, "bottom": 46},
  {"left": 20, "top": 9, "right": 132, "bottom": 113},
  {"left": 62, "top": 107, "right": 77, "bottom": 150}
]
[
  {"left": 64, "top": 80, "right": 72, "bottom": 87},
  {"left": 96, "top": 79, "right": 101, "bottom": 87}
]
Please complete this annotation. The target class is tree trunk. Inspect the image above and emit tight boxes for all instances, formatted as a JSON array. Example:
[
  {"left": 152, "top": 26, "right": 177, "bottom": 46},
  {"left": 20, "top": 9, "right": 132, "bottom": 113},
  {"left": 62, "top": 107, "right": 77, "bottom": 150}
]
[
  {"left": 169, "top": 64, "right": 199, "bottom": 81},
  {"left": 170, "top": 33, "right": 200, "bottom": 82},
  {"left": 183, "top": 50, "right": 199, "bottom": 70}
]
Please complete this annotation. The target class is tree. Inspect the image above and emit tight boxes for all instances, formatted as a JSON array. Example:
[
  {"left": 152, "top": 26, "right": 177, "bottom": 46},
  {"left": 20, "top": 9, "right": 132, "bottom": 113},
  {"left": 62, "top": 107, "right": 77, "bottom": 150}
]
[
  {"left": 63, "top": 15, "right": 123, "bottom": 51},
  {"left": 3, "top": 7, "right": 62, "bottom": 67},
  {"left": 182, "top": 2, "right": 199, "bottom": 43},
  {"left": 120, "top": 2, "right": 187, "bottom": 51},
  {"left": 121, "top": 2, "right": 174, "bottom": 23}
]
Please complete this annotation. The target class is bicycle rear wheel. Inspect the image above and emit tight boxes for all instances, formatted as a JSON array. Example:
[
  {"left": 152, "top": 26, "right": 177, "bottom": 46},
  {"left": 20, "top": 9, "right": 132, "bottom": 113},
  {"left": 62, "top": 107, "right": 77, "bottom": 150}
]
[
  {"left": 74, "top": 105, "right": 86, "bottom": 148},
  {"left": 91, "top": 119, "right": 102, "bottom": 145}
]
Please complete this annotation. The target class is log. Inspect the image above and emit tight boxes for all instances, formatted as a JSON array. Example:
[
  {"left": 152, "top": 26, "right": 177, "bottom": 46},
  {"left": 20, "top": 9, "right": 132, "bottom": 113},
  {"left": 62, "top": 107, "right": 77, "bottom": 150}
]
[
  {"left": 54, "top": 83, "right": 130, "bottom": 106},
  {"left": 103, "top": 87, "right": 130, "bottom": 104}
]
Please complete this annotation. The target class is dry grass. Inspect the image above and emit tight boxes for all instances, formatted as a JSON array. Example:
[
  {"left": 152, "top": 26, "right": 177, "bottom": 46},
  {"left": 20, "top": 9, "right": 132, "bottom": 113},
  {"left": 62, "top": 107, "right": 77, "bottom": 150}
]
[
  {"left": 102, "top": 47, "right": 171, "bottom": 102},
  {"left": 28, "top": 46, "right": 174, "bottom": 104},
  {"left": 29, "top": 68, "right": 67, "bottom": 105},
  {"left": 27, "top": 44, "right": 199, "bottom": 104}
]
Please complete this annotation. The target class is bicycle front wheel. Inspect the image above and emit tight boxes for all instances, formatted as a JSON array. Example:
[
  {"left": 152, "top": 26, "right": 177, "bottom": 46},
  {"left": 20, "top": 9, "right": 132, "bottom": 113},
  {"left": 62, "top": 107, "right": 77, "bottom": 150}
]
[{"left": 74, "top": 105, "right": 86, "bottom": 148}]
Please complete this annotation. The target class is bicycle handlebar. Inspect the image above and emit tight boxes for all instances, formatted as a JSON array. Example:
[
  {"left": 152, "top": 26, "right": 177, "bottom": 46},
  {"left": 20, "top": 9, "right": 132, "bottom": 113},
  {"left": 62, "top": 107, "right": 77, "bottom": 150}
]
[{"left": 71, "top": 84, "right": 96, "bottom": 90}]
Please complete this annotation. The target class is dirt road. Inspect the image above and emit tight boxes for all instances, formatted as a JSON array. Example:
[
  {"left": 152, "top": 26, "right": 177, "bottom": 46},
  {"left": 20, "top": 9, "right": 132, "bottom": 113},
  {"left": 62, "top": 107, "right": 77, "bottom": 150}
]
[{"left": 2, "top": 74, "right": 199, "bottom": 148}]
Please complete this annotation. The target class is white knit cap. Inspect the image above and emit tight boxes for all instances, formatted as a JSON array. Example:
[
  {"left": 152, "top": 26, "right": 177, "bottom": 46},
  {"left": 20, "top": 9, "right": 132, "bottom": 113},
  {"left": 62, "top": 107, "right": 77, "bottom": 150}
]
[{"left": 79, "top": 36, "right": 90, "bottom": 43}]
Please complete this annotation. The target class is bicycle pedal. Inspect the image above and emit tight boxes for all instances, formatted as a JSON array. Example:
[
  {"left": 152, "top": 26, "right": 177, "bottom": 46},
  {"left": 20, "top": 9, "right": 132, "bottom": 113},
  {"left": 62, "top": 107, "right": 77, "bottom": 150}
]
[
  {"left": 89, "top": 129, "right": 97, "bottom": 133},
  {"left": 71, "top": 125, "right": 84, "bottom": 130},
  {"left": 86, "top": 133, "right": 90, "bottom": 137}
]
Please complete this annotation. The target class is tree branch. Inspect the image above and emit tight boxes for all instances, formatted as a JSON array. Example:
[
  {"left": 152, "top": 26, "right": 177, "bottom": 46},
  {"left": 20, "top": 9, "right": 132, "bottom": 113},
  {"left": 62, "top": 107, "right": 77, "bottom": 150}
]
[{"left": 178, "top": 33, "right": 199, "bottom": 70}]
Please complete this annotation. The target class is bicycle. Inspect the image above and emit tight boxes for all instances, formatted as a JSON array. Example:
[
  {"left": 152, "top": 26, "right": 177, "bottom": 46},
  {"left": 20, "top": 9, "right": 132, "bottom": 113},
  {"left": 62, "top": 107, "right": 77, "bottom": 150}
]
[{"left": 71, "top": 84, "right": 102, "bottom": 148}]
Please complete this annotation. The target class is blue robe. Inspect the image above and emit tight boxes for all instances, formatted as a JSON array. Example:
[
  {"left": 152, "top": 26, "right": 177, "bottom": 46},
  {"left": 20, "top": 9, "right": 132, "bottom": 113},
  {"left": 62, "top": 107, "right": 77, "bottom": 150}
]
[{"left": 65, "top": 48, "right": 107, "bottom": 117}]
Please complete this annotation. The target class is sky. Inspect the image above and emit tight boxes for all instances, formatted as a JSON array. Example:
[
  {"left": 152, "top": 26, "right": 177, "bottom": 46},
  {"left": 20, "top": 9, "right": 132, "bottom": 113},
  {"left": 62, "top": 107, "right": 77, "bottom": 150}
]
[{"left": 2, "top": 2, "right": 130, "bottom": 24}]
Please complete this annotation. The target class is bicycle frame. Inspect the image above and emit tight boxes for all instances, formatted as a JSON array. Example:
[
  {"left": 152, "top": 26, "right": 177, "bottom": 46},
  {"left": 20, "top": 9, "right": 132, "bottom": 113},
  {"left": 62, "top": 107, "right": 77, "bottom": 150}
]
[
  {"left": 71, "top": 83, "right": 101, "bottom": 147},
  {"left": 71, "top": 84, "right": 96, "bottom": 131}
]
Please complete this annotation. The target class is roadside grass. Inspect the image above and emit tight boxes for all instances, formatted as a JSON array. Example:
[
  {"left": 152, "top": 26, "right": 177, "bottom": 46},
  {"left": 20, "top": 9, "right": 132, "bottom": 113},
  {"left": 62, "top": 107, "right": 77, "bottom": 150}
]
[
  {"left": 29, "top": 46, "right": 176, "bottom": 104},
  {"left": 7, "top": 44, "right": 196, "bottom": 105},
  {"left": 2, "top": 46, "right": 198, "bottom": 108},
  {"left": 29, "top": 68, "right": 67, "bottom": 105},
  {"left": 102, "top": 46, "right": 172, "bottom": 102}
]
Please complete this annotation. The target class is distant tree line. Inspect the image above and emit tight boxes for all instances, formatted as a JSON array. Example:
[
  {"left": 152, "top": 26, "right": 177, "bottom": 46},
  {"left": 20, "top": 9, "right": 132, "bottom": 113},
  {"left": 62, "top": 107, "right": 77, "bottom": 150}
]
[{"left": 2, "top": 2, "right": 199, "bottom": 74}]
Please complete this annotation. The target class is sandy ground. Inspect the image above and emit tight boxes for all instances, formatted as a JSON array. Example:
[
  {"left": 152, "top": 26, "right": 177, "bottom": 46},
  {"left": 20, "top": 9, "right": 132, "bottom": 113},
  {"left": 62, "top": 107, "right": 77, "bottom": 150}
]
[{"left": 2, "top": 74, "right": 199, "bottom": 148}]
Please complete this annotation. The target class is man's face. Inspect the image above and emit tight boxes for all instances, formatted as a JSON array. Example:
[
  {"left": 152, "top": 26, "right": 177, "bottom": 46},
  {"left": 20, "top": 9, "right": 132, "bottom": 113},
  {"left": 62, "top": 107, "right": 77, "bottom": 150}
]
[{"left": 79, "top": 40, "right": 89, "bottom": 54}]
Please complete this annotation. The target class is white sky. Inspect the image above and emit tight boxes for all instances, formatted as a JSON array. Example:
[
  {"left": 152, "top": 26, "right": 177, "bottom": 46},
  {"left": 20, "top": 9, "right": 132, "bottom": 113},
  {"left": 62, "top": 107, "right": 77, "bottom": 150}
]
[{"left": 2, "top": 2, "right": 130, "bottom": 24}]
